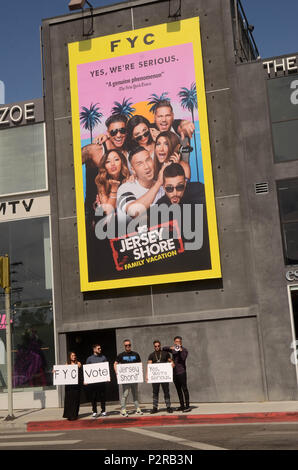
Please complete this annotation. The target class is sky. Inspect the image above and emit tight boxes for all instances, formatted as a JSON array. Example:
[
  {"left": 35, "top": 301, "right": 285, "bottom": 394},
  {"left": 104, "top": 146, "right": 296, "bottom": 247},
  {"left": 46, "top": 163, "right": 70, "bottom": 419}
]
[{"left": 0, "top": 0, "right": 297, "bottom": 104}]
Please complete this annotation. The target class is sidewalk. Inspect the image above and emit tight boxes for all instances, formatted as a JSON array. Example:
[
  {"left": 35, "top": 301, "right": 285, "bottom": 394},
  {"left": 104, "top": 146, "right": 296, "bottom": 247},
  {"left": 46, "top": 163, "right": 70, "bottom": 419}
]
[{"left": 1, "top": 401, "right": 298, "bottom": 432}]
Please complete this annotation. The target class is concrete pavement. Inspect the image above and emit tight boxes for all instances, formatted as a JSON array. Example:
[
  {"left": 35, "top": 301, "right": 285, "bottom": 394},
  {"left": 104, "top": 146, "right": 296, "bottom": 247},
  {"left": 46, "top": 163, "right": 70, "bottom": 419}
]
[{"left": 1, "top": 401, "right": 298, "bottom": 432}]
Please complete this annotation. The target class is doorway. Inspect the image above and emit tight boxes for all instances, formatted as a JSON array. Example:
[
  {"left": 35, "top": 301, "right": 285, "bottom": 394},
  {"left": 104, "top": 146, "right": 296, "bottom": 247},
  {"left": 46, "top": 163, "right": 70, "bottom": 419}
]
[{"left": 66, "top": 329, "right": 119, "bottom": 403}]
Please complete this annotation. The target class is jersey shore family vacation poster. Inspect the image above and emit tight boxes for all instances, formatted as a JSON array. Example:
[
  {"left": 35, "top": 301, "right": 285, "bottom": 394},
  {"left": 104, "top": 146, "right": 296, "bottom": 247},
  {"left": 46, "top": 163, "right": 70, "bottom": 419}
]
[{"left": 68, "top": 17, "right": 221, "bottom": 291}]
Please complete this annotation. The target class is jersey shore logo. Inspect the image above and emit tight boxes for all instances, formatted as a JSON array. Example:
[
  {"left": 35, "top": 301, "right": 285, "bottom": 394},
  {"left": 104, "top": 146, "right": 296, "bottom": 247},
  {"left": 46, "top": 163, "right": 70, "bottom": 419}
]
[{"left": 110, "top": 221, "right": 184, "bottom": 271}]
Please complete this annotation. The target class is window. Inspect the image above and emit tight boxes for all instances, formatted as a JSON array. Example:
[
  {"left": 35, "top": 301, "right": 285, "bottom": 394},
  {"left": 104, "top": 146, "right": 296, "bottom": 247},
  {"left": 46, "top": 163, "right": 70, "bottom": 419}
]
[
  {"left": 0, "top": 123, "right": 47, "bottom": 197},
  {"left": 267, "top": 75, "right": 298, "bottom": 163},
  {"left": 277, "top": 179, "right": 298, "bottom": 265},
  {"left": 0, "top": 217, "right": 54, "bottom": 391}
]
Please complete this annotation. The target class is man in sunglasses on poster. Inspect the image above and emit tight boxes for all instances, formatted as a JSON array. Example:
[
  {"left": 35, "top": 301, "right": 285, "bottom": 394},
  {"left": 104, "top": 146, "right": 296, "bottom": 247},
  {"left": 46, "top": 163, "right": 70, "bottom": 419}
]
[{"left": 155, "top": 163, "right": 211, "bottom": 268}]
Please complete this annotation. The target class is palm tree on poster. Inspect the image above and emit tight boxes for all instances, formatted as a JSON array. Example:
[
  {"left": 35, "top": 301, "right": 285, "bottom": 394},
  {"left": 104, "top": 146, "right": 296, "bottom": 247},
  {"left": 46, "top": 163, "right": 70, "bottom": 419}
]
[
  {"left": 80, "top": 103, "right": 103, "bottom": 143},
  {"left": 111, "top": 98, "right": 135, "bottom": 118},
  {"left": 178, "top": 82, "right": 199, "bottom": 180},
  {"left": 147, "top": 92, "right": 170, "bottom": 113}
]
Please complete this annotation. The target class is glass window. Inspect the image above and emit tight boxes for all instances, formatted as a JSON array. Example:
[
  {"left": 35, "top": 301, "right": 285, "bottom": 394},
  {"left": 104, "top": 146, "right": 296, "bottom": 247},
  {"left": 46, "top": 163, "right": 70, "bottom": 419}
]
[
  {"left": 0, "top": 123, "right": 47, "bottom": 197},
  {"left": 277, "top": 179, "right": 298, "bottom": 265},
  {"left": 267, "top": 75, "right": 298, "bottom": 163},
  {"left": 271, "top": 121, "right": 298, "bottom": 163},
  {"left": 0, "top": 217, "right": 54, "bottom": 391}
]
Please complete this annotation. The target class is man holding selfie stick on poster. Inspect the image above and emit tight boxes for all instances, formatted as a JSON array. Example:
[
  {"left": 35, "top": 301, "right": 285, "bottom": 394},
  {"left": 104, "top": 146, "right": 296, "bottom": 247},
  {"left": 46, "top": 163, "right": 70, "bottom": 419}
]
[
  {"left": 147, "top": 340, "right": 174, "bottom": 414},
  {"left": 163, "top": 336, "right": 191, "bottom": 412}
]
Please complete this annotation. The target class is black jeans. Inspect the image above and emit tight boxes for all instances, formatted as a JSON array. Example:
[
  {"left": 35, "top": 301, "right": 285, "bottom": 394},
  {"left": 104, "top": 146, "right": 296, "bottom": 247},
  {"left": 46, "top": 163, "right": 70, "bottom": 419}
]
[
  {"left": 173, "top": 372, "right": 189, "bottom": 408},
  {"left": 152, "top": 382, "right": 171, "bottom": 409},
  {"left": 88, "top": 383, "right": 106, "bottom": 413}
]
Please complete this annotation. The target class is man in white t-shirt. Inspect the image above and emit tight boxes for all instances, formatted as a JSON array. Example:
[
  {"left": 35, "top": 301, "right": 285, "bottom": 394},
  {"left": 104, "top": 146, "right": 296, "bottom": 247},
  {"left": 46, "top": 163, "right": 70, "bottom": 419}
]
[{"left": 117, "top": 146, "right": 165, "bottom": 222}]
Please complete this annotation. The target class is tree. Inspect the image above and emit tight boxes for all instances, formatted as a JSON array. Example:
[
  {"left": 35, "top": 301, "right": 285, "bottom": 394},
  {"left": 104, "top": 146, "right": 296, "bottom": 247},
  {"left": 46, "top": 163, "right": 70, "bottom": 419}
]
[
  {"left": 147, "top": 92, "right": 170, "bottom": 113},
  {"left": 178, "top": 83, "right": 199, "bottom": 180},
  {"left": 80, "top": 103, "right": 103, "bottom": 142},
  {"left": 111, "top": 98, "right": 135, "bottom": 117}
]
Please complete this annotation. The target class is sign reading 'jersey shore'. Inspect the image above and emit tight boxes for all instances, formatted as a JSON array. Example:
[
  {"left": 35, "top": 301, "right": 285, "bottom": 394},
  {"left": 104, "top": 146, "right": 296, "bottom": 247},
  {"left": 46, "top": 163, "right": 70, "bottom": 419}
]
[
  {"left": 68, "top": 17, "right": 221, "bottom": 291},
  {"left": 116, "top": 363, "right": 143, "bottom": 384}
]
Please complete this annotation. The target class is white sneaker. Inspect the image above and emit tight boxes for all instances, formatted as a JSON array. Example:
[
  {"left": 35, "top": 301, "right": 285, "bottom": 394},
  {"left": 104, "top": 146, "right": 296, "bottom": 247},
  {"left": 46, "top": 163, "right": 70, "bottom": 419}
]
[
  {"left": 120, "top": 409, "right": 128, "bottom": 417},
  {"left": 136, "top": 408, "right": 143, "bottom": 415},
  {"left": 92, "top": 412, "right": 97, "bottom": 418},
  {"left": 101, "top": 412, "right": 107, "bottom": 417}
]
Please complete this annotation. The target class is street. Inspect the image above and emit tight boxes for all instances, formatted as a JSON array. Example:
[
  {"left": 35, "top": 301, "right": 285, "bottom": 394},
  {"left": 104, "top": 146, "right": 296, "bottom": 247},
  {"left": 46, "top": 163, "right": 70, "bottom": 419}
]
[{"left": 2, "top": 422, "right": 298, "bottom": 452}]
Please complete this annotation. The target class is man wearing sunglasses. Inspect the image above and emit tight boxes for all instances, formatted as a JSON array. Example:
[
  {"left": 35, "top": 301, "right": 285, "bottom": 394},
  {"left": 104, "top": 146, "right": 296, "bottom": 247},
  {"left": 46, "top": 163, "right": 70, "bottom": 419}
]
[
  {"left": 105, "top": 114, "right": 128, "bottom": 151},
  {"left": 155, "top": 163, "right": 211, "bottom": 269},
  {"left": 114, "top": 340, "right": 143, "bottom": 417}
]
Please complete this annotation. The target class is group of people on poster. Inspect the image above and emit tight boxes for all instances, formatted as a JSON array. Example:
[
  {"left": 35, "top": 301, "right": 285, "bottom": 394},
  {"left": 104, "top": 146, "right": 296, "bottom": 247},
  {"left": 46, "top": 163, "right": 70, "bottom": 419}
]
[
  {"left": 82, "top": 99, "right": 211, "bottom": 282},
  {"left": 62, "top": 336, "right": 190, "bottom": 421}
]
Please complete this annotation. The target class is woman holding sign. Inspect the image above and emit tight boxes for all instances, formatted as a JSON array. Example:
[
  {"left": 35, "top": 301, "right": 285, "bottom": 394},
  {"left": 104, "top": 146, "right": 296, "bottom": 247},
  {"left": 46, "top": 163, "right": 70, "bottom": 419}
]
[{"left": 63, "top": 352, "right": 82, "bottom": 421}]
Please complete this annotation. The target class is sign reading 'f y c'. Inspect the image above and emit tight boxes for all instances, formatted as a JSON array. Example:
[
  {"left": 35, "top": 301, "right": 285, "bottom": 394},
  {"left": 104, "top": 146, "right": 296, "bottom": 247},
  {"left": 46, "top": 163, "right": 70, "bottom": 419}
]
[{"left": 0, "top": 81, "right": 4, "bottom": 104}]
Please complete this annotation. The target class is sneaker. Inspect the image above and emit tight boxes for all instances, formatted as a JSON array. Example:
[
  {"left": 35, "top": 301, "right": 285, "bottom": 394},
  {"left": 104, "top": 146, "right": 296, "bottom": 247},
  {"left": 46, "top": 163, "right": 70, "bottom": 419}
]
[
  {"left": 120, "top": 409, "right": 128, "bottom": 417},
  {"left": 101, "top": 412, "right": 107, "bottom": 417},
  {"left": 183, "top": 407, "right": 191, "bottom": 413},
  {"left": 150, "top": 408, "right": 158, "bottom": 414},
  {"left": 92, "top": 412, "right": 97, "bottom": 418},
  {"left": 167, "top": 407, "right": 173, "bottom": 413},
  {"left": 136, "top": 408, "right": 143, "bottom": 415},
  {"left": 177, "top": 406, "right": 185, "bottom": 411}
]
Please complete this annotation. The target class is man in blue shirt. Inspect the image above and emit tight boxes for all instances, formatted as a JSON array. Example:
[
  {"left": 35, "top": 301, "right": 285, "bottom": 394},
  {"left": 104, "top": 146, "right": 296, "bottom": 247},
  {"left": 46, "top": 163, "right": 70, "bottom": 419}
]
[{"left": 86, "top": 344, "right": 108, "bottom": 418}]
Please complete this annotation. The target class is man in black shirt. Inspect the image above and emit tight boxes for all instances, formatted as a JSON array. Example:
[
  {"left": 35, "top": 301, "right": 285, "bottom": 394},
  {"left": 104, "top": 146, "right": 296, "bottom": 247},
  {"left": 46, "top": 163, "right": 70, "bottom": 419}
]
[
  {"left": 114, "top": 339, "right": 143, "bottom": 417},
  {"left": 86, "top": 344, "right": 108, "bottom": 417},
  {"left": 147, "top": 340, "right": 174, "bottom": 414}
]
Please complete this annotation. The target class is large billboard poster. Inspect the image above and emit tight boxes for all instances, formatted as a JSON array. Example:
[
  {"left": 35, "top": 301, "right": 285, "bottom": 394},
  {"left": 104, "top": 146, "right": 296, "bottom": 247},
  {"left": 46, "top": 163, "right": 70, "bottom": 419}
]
[{"left": 68, "top": 17, "right": 221, "bottom": 291}]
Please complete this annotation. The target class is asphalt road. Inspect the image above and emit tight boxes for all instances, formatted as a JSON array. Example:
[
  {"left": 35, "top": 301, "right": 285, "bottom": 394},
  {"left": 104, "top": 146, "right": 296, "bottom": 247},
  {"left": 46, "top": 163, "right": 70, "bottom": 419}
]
[{"left": 2, "top": 422, "right": 298, "bottom": 454}]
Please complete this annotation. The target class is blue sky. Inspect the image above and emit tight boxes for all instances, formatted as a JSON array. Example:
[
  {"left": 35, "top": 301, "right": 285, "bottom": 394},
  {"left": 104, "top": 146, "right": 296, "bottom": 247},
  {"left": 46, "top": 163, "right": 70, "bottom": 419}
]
[{"left": 0, "top": 0, "right": 297, "bottom": 104}]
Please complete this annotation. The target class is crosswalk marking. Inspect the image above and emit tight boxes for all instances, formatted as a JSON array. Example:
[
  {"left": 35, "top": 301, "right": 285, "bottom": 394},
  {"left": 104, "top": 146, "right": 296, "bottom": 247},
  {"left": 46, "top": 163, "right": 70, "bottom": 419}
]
[
  {"left": 0, "top": 433, "right": 64, "bottom": 439},
  {"left": 0, "top": 440, "right": 81, "bottom": 447},
  {"left": 126, "top": 427, "right": 227, "bottom": 451}
]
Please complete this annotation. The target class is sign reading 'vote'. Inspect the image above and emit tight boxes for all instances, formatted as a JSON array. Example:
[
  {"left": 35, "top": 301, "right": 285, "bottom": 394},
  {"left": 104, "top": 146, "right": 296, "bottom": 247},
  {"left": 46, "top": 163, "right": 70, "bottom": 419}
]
[{"left": 83, "top": 362, "right": 111, "bottom": 384}]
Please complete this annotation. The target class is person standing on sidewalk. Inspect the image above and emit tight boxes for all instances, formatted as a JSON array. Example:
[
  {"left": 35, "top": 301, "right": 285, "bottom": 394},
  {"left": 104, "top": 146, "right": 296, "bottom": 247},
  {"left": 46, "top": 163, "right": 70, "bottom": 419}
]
[
  {"left": 63, "top": 351, "right": 83, "bottom": 421},
  {"left": 114, "top": 339, "right": 143, "bottom": 417},
  {"left": 86, "top": 344, "right": 108, "bottom": 418},
  {"left": 147, "top": 340, "right": 174, "bottom": 414},
  {"left": 163, "top": 336, "right": 191, "bottom": 412}
]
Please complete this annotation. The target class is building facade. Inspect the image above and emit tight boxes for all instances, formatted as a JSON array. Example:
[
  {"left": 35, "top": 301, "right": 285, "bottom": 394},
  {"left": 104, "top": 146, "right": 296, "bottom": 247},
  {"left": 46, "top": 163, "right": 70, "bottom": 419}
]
[
  {"left": 0, "top": 99, "right": 58, "bottom": 408},
  {"left": 1, "top": 0, "right": 298, "bottom": 408}
]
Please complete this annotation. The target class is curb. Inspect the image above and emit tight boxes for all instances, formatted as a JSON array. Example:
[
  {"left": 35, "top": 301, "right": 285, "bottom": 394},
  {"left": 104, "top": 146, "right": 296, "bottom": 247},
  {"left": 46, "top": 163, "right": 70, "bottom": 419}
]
[{"left": 27, "top": 411, "right": 298, "bottom": 432}]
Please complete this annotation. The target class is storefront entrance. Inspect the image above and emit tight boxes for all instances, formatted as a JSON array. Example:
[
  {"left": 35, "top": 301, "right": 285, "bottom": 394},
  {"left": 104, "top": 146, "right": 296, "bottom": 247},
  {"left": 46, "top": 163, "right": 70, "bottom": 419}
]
[{"left": 66, "top": 329, "right": 119, "bottom": 403}]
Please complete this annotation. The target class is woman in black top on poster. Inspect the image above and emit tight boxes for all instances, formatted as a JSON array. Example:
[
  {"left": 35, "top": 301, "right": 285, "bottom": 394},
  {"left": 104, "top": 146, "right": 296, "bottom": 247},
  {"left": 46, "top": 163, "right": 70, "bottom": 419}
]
[{"left": 63, "top": 351, "right": 83, "bottom": 421}]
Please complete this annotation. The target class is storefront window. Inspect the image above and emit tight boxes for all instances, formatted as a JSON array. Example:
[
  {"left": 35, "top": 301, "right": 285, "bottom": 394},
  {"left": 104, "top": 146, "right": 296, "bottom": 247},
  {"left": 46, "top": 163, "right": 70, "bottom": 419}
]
[
  {"left": 267, "top": 75, "right": 298, "bottom": 163},
  {"left": 0, "top": 217, "right": 54, "bottom": 391},
  {"left": 0, "top": 123, "right": 47, "bottom": 196}
]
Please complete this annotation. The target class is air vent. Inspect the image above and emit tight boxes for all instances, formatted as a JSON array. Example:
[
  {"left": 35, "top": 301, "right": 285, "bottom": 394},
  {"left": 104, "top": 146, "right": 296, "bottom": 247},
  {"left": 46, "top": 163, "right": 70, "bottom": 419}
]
[{"left": 255, "top": 182, "right": 269, "bottom": 194}]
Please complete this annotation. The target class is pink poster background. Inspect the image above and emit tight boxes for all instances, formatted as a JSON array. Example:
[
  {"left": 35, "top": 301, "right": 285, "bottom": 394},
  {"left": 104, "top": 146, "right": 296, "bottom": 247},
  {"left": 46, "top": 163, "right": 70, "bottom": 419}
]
[{"left": 77, "top": 43, "right": 199, "bottom": 140}]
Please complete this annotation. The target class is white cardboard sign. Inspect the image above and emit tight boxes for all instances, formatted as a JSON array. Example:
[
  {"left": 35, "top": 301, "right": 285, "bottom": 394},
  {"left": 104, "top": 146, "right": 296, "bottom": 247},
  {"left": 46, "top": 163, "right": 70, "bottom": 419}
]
[
  {"left": 147, "top": 363, "right": 173, "bottom": 383},
  {"left": 116, "top": 362, "right": 143, "bottom": 384},
  {"left": 53, "top": 365, "right": 78, "bottom": 385},
  {"left": 83, "top": 362, "right": 111, "bottom": 384}
]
